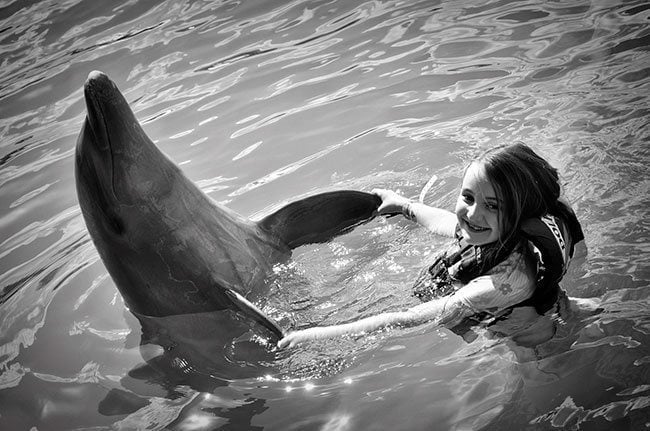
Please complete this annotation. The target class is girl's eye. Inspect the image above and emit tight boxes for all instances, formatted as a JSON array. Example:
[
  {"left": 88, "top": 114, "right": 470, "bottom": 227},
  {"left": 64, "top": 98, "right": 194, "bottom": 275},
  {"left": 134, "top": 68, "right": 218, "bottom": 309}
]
[
  {"left": 485, "top": 202, "right": 499, "bottom": 211},
  {"left": 462, "top": 193, "right": 474, "bottom": 204}
]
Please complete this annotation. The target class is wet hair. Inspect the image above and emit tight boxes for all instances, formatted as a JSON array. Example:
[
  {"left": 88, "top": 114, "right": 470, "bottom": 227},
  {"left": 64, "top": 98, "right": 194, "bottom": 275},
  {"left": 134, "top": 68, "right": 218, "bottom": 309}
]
[{"left": 473, "top": 142, "right": 561, "bottom": 248}]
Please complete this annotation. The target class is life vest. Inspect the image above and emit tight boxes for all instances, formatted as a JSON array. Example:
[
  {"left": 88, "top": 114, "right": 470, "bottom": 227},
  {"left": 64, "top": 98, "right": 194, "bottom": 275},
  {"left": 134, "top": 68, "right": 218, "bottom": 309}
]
[
  {"left": 516, "top": 204, "right": 584, "bottom": 313},
  {"left": 412, "top": 201, "right": 584, "bottom": 315}
]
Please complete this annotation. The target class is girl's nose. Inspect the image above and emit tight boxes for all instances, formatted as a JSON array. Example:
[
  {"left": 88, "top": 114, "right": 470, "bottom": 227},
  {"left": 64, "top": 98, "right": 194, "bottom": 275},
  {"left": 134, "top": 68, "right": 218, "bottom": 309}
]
[{"left": 466, "top": 203, "right": 482, "bottom": 220}]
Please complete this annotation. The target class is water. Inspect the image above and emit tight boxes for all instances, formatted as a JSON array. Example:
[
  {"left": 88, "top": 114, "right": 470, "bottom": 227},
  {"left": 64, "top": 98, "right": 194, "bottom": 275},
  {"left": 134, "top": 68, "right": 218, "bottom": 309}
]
[{"left": 1, "top": 0, "right": 648, "bottom": 429}]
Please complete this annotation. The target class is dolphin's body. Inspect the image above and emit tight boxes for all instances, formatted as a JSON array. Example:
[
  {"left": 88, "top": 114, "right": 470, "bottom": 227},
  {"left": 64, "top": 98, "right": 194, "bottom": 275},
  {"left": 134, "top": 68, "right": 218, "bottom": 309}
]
[{"left": 75, "top": 71, "right": 379, "bottom": 340}]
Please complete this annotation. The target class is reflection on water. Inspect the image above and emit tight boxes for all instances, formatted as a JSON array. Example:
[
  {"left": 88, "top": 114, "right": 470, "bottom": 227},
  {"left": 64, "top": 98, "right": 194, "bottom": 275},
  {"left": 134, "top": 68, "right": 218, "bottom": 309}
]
[{"left": 1, "top": 0, "right": 649, "bottom": 429}]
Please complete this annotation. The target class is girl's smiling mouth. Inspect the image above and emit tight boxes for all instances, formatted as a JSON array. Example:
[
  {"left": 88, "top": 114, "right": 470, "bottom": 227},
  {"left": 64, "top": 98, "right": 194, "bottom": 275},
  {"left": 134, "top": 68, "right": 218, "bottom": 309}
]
[{"left": 464, "top": 219, "right": 490, "bottom": 232}]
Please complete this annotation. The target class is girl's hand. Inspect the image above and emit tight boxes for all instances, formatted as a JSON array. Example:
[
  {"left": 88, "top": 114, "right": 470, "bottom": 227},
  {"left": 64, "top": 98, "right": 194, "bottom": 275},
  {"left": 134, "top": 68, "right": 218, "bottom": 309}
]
[
  {"left": 277, "top": 331, "right": 302, "bottom": 349},
  {"left": 278, "top": 329, "right": 320, "bottom": 348},
  {"left": 372, "top": 188, "right": 411, "bottom": 215}
]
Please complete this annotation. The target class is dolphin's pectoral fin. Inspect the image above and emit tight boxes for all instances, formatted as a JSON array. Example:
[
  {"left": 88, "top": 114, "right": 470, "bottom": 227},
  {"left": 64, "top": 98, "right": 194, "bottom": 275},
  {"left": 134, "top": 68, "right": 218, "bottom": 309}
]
[
  {"left": 225, "top": 289, "right": 285, "bottom": 340},
  {"left": 257, "top": 190, "right": 380, "bottom": 249}
]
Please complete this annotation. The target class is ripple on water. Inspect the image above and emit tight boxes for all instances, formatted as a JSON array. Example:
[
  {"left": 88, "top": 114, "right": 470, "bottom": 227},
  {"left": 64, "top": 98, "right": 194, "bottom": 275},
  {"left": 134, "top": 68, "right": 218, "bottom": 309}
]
[{"left": 0, "top": 0, "right": 649, "bottom": 429}]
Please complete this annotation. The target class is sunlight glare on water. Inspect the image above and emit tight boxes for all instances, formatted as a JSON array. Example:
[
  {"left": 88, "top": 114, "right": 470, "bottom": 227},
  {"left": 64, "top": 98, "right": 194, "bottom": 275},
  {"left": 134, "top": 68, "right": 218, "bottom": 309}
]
[{"left": 0, "top": 0, "right": 649, "bottom": 429}]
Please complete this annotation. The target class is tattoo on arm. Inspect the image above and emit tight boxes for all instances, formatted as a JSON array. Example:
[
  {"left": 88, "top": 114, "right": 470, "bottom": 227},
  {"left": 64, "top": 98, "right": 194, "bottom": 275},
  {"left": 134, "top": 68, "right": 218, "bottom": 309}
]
[{"left": 498, "top": 282, "right": 512, "bottom": 295}]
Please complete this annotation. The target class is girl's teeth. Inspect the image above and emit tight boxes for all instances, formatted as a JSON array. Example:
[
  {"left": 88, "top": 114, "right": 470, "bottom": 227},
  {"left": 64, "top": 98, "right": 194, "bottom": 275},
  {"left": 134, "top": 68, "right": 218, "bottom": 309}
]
[{"left": 468, "top": 221, "right": 487, "bottom": 231}]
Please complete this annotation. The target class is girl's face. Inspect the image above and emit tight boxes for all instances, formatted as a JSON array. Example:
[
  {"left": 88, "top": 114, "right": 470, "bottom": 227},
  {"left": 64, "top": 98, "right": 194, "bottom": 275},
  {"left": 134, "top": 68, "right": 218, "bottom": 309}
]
[{"left": 455, "top": 162, "right": 502, "bottom": 245}]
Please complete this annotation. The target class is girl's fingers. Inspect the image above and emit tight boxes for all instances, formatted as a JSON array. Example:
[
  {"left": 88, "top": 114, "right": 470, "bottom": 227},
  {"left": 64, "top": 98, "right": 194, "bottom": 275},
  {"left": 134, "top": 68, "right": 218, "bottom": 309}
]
[
  {"left": 372, "top": 189, "right": 409, "bottom": 215},
  {"left": 277, "top": 333, "right": 298, "bottom": 349},
  {"left": 277, "top": 336, "right": 291, "bottom": 349},
  {"left": 371, "top": 188, "right": 392, "bottom": 200}
]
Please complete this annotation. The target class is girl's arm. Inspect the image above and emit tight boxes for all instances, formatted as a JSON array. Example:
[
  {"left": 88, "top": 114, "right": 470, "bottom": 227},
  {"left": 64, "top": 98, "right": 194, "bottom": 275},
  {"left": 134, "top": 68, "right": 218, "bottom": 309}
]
[
  {"left": 277, "top": 294, "right": 473, "bottom": 348},
  {"left": 277, "top": 264, "right": 538, "bottom": 349},
  {"left": 373, "top": 188, "right": 457, "bottom": 237}
]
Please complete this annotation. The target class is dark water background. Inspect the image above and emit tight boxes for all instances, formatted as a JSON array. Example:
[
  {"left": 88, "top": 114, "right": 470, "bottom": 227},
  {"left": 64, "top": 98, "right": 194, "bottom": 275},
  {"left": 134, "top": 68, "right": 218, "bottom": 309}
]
[{"left": 1, "top": 0, "right": 649, "bottom": 429}]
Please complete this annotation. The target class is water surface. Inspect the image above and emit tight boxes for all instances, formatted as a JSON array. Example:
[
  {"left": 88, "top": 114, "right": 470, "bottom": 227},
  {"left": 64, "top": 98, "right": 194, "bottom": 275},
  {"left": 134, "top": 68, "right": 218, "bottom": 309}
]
[{"left": 1, "top": 0, "right": 649, "bottom": 429}]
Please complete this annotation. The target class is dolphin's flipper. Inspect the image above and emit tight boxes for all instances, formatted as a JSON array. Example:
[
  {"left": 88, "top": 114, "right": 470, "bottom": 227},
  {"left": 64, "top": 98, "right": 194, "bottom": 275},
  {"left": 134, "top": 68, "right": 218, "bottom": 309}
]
[
  {"left": 258, "top": 191, "right": 380, "bottom": 249},
  {"left": 225, "top": 289, "right": 284, "bottom": 338}
]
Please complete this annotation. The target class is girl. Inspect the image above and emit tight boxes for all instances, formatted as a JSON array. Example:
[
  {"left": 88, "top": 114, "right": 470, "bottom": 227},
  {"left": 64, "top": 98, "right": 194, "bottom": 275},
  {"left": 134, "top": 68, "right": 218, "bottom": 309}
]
[{"left": 278, "top": 143, "right": 585, "bottom": 348}]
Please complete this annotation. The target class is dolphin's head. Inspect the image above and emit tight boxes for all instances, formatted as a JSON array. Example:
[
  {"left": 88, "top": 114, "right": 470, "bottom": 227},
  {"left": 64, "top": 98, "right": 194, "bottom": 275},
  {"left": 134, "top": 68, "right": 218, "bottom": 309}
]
[
  {"left": 74, "top": 71, "right": 204, "bottom": 315},
  {"left": 75, "top": 71, "right": 177, "bottom": 240}
]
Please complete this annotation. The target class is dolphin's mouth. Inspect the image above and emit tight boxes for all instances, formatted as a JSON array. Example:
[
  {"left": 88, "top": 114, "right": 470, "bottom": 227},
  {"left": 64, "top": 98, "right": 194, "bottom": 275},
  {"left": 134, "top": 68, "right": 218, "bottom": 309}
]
[{"left": 84, "top": 71, "right": 119, "bottom": 200}]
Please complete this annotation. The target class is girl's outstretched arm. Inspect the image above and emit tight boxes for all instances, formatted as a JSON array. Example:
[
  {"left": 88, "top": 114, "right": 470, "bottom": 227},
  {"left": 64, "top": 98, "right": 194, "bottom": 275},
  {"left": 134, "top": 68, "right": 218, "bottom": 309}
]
[
  {"left": 277, "top": 295, "right": 473, "bottom": 348},
  {"left": 372, "top": 188, "right": 457, "bottom": 237}
]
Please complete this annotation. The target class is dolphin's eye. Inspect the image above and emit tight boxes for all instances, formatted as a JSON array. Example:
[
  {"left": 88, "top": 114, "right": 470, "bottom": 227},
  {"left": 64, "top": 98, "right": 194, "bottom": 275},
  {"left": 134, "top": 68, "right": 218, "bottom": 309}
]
[{"left": 108, "top": 215, "right": 125, "bottom": 235}]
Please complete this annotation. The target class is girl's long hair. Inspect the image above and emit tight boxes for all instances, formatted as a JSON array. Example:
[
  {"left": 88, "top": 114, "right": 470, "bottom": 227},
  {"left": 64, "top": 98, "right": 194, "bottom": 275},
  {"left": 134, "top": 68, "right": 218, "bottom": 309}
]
[
  {"left": 478, "top": 142, "right": 561, "bottom": 245},
  {"left": 472, "top": 143, "right": 568, "bottom": 267}
]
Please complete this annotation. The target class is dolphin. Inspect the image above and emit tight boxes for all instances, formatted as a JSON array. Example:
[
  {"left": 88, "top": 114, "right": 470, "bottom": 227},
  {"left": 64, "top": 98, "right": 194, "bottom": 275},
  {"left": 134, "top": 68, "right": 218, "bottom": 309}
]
[{"left": 75, "top": 71, "right": 379, "bottom": 341}]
